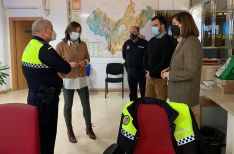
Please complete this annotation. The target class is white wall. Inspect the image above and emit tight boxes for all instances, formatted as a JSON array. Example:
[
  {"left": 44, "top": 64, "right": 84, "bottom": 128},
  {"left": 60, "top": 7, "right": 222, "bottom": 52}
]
[{"left": 0, "top": 1, "right": 4, "bottom": 63}]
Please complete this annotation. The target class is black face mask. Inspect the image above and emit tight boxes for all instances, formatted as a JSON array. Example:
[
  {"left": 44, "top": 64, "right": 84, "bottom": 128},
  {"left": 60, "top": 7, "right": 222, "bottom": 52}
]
[
  {"left": 130, "top": 33, "right": 138, "bottom": 41},
  {"left": 171, "top": 25, "right": 180, "bottom": 36}
]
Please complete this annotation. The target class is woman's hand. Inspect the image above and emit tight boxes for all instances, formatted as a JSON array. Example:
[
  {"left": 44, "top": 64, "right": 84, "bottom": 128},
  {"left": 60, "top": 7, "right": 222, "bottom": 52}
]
[
  {"left": 79, "top": 59, "right": 88, "bottom": 67},
  {"left": 161, "top": 71, "right": 170, "bottom": 80},
  {"left": 161, "top": 67, "right": 169, "bottom": 77}
]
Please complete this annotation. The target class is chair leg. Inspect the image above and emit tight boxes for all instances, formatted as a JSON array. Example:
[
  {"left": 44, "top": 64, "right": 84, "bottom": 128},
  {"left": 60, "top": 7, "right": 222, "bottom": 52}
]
[
  {"left": 122, "top": 81, "right": 124, "bottom": 98},
  {"left": 105, "top": 82, "right": 107, "bottom": 98},
  {"left": 107, "top": 83, "right": 108, "bottom": 93}
]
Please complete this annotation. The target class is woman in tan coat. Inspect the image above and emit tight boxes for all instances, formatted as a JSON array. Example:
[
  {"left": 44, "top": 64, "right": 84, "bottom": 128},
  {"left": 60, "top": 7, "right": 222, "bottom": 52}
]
[
  {"left": 161, "top": 12, "right": 203, "bottom": 107},
  {"left": 56, "top": 21, "right": 96, "bottom": 143}
]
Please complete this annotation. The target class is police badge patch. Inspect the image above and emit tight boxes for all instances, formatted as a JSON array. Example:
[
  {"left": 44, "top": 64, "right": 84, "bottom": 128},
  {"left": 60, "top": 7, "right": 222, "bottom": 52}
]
[{"left": 123, "top": 115, "right": 130, "bottom": 125}]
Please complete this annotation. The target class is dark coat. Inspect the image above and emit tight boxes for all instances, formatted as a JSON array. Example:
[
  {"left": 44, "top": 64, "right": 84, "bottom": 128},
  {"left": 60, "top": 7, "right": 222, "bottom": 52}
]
[{"left": 145, "top": 34, "right": 176, "bottom": 78}]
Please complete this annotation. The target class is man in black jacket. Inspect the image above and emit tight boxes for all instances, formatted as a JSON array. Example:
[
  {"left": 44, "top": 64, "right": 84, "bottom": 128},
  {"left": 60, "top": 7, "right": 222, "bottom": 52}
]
[
  {"left": 122, "top": 26, "right": 148, "bottom": 101},
  {"left": 145, "top": 16, "right": 176, "bottom": 101},
  {"left": 22, "top": 19, "right": 71, "bottom": 154}
]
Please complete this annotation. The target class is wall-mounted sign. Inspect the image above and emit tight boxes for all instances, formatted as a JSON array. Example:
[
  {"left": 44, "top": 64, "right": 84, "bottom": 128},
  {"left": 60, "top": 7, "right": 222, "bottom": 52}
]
[{"left": 71, "top": 0, "right": 81, "bottom": 10}]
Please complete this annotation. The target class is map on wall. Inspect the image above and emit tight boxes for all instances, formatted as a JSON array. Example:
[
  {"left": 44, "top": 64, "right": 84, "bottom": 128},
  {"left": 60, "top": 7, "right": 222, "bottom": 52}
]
[{"left": 71, "top": 0, "right": 157, "bottom": 57}]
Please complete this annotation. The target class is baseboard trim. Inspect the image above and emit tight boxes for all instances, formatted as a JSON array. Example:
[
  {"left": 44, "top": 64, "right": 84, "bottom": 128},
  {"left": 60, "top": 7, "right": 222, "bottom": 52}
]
[
  {"left": 0, "top": 89, "right": 12, "bottom": 94},
  {"left": 88, "top": 88, "right": 129, "bottom": 92},
  {"left": 0, "top": 88, "right": 128, "bottom": 93}
]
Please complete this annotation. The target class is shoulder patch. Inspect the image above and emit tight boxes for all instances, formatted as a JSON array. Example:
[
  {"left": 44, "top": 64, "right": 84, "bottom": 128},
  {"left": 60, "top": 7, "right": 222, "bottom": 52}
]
[{"left": 123, "top": 115, "right": 130, "bottom": 125}]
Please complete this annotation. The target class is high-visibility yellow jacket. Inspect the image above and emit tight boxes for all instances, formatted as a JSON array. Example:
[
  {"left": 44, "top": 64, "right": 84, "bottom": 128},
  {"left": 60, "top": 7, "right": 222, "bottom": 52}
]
[{"left": 117, "top": 97, "right": 201, "bottom": 154}]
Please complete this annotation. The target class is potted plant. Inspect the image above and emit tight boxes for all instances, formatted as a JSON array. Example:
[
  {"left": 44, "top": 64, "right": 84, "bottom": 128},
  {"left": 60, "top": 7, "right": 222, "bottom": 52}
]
[{"left": 0, "top": 62, "right": 9, "bottom": 86}]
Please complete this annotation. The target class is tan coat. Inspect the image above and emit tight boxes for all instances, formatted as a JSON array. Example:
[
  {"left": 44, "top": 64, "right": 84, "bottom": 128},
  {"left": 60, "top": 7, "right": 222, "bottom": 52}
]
[
  {"left": 168, "top": 36, "right": 203, "bottom": 106},
  {"left": 56, "top": 41, "right": 90, "bottom": 78}
]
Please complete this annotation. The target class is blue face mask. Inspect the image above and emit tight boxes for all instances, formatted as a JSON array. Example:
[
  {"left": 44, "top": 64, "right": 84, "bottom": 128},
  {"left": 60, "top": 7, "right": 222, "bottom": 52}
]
[
  {"left": 70, "top": 32, "right": 80, "bottom": 41},
  {"left": 152, "top": 26, "right": 159, "bottom": 37}
]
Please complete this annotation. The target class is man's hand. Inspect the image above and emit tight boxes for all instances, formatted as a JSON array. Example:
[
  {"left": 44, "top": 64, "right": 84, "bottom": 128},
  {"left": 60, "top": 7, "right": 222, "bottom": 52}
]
[
  {"left": 57, "top": 72, "right": 66, "bottom": 78},
  {"left": 69, "top": 62, "right": 76, "bottom": 68},
  {"left": 73, "top": 62, "right": 80, "bottom": 68},
  {"left": 145, "top": 70, "right": 152, "bottom": 81},
  {"left": 69, "top": 61, "right": 81, "bottom": 68}
]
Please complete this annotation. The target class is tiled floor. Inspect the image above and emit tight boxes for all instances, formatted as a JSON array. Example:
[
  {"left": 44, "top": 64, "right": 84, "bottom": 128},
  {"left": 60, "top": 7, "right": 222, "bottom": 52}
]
[
  {"left": 0, "top": 89, "right": 227, "bottom": 154},
  {"left": 0, "top": 89, "right": 129, "bottom": 154}
]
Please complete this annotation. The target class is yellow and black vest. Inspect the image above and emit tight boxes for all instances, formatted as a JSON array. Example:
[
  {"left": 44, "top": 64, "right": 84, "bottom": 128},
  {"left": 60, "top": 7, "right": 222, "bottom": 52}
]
[
  {"left": 22, "top": 39, "right": 50, "bottom": 68},
  {"left": 21, "top": 36, "right": 71, "bottom": 90}
]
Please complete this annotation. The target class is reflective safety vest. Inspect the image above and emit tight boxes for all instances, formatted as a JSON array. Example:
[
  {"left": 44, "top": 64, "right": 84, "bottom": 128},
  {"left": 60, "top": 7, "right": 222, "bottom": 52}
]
[
  {"left": 22, "top": 39, "right": 51, "bottom": 68},
  {"left": 168, "top": 102, "right": 195, "bottom": 146},
  {"left": 121, "top": 101, "right": 195, "bottom": 145}
]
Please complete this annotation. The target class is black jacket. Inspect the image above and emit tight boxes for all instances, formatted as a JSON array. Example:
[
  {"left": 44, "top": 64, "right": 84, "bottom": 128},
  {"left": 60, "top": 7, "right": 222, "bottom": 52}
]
[
  {"left": 122, "top": 38, "right": 148, "bottom": 71},
  {"left": 22, "top": 36, "right": 71, "bottom": 91},
  {"left": 145, "top": 34, "right": 176, "bottom": 78}
]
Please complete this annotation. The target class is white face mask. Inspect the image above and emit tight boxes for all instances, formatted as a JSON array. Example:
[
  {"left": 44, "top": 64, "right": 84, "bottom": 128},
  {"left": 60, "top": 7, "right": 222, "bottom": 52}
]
[
  {"left": 50, "top": 31, "right": 57, "bottom": 41},
  {"left": 70, "top": 32, "right": 80, "bottom": 41}
]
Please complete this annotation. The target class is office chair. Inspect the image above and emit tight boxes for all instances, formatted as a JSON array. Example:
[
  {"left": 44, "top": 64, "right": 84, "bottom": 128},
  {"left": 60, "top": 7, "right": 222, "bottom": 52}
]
[
  {"left": 134, "top": 103, "right": 175, "bottom": 154},
  {"left": 0, "top": 103, "right": 40, "bottom": 154},
  {"left": 103, "top": 103, "right": 176, "bottom": 154},
  {"left": 105, "top": 63, "right": 124, "bottom": 98}
]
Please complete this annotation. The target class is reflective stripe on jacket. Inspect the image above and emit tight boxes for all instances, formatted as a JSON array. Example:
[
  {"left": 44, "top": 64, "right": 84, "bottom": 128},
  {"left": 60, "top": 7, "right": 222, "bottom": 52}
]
[{"left": 168, "top": 102, "right": 195, "bottom": 146}]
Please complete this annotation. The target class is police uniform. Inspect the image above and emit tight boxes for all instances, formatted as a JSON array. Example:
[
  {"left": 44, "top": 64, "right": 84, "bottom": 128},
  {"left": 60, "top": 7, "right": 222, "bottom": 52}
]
[
  {"left": 22, "top": 36, "right": 71, "bottom": 154},
  {"left": 122, "top": 38, "right": 148, "bottom": 101}
]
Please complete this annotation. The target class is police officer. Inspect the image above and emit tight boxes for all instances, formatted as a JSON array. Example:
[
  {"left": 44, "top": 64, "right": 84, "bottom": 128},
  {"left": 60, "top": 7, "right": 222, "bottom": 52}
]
[
  {"left": 22, "top": 19, "right": 71, "bottom": 154},
  {"left": 122, "top": 26, "right": 148, "bottom": 101}
]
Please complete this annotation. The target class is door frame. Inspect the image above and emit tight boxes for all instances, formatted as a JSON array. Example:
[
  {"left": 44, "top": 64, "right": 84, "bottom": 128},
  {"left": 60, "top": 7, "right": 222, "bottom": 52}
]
[{"left": 9, "top": 17, "right": 42, "bottom": 91}]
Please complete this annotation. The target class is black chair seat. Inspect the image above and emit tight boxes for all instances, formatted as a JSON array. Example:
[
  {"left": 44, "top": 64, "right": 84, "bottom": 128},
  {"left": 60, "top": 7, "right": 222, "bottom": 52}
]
[{"left": 105, "top": 77, "right": 123, "bottom": 83}]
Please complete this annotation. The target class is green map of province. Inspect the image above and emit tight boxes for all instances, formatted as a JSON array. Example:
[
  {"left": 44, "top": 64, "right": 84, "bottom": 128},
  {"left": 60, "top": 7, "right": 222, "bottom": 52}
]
[{"left": 87, "top": 0, "right": 155, "bottom": 55}]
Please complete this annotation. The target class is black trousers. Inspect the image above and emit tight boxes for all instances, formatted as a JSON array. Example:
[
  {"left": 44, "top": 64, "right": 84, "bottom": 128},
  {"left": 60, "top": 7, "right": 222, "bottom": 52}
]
[
  {"left": 27, "top": 86, "right": 61, "bottom": 154},
  {"left": 127, "top": 69, "right": 146, "bottom": 101}
]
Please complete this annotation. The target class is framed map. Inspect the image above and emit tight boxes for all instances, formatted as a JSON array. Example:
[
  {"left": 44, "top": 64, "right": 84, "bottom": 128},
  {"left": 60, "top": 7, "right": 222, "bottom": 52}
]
[{"left": 69, "top": 0, "right": 158, "bottom": 57}]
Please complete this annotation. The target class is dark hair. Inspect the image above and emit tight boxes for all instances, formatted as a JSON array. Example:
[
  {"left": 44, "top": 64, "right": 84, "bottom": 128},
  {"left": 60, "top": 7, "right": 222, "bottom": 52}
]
[
  {"left": 172, "top": 12, "right": 199, "bottom": 37},
  {"left": 136, "top": 26, "right": 140, "bottom": 32},
  {"left": 63, "top": 21, "right": 82, "bottom": 42},
  {"left": 151, "top": 16, "right": 167, "bottom": 30},
  {"left": 131, "top": 26, "right": 140, "bottom": 32}
]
